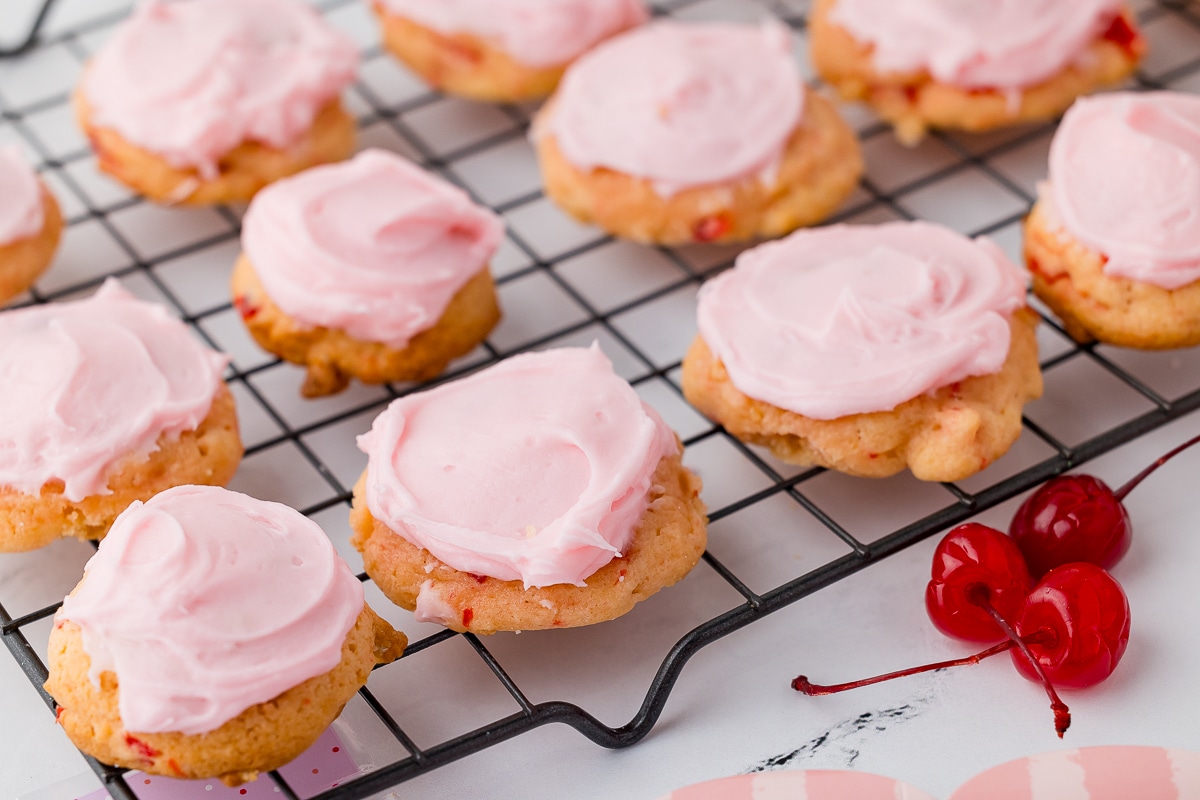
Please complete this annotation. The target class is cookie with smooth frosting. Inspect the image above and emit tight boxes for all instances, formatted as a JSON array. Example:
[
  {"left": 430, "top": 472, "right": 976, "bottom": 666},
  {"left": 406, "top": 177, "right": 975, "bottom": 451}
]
[
  {"left": 810, "top": 0, "right": 1144, "bottom": 144},
  {"left": 77, "top": 0, "right": 358, "bottom": 204},
  {"left": 233, "top": 149, "right": 503, "bottom": 396},
  {"left": 0, "top": 280, "right": 242, "bottom": 551},
  {"left": 534, "top": 20, "right": 863, "bottom": 245},
  {"left": 45, "top": 485, "right": 406, "bottom": 786},
  {"left": 350, "top": 346, "right": 707, "bottom": 634},
  {"left": 374, "top": 0, "right": 647, "bottom": 102},
  {"left": 1025, "top": 91, "right": 1200, "bottom": 349},
  {"left": 682, "top": 221, "right": 1042, "bottom": 482},
  {"left": 0, "top": 147, "right": 62, "bottom": 305}
]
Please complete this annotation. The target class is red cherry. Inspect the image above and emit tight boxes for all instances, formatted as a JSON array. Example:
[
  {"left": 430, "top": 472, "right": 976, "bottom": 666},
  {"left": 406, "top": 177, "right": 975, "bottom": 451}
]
[
  {"left": 1011, "top": 563, "right": 1131, "bottom": 689},
  {"left": 1101, "top": 13, "right": 1141, "bottom": 56},
  {"left": 1009, "top": 475, "right": 1130, "bottom": 578},
  {"left": 692, "top": 213, "right": 732, "bottom": 242},
  {"left": 1010, "top": 433, "right": 1200, "bottom": 578},
  {"left": 925, "top": 523, "right": 1032, "bottom": 642}
]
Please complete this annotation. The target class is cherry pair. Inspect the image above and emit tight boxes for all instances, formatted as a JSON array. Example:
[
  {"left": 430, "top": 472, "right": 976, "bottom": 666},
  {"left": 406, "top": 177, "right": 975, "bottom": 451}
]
[
  {"left": 800, "top": 523, "right": 1129, "bottom": 737},
  {"left": 924, "top": 522, "right": 1130, "bottom": 736},
  {"left": 790, "top": 430, "right": 1200, "bottom": 734}
]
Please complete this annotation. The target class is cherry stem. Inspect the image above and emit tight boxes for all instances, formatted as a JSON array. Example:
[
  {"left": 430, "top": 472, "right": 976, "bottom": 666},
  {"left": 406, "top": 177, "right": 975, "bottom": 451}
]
[
  {"left": 792, "top": 639, "right": 1015, "bottom": 696},
  {"left": 966, "top": 583, "right": 1070, "bottom": 738},
  {"left": 1114, "top": 432, "right": 1200, "bottom": 502}
]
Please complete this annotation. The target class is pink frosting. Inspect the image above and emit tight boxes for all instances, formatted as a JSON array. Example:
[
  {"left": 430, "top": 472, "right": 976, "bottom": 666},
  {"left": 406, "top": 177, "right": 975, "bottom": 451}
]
[
  {"left": 656, "top": 770, "right": 936, "bottom": 799},
  {"left": 696, "top": 222, "right": 1028, "bottom": 420},
  {"left": 949, "top": 746, "right": 1200, "bottom": 799},
  {"left": 82, "top": 0, "right": 358, "bottom": 178},
  {"left": 829, "top": 0, "right": 1125, "bottom": 90},
  {"left": 377, "top": 0, "right": 648, "bottom": 68},
  {"left": 0, "top": 280, "right": 227, "bottom": 502},
  {"left": 0, "top": 146, "right": 44, "bottom": 246},
  {"left": 541, "top": 21, "right": 803, "bottom": 196},
  {"left": 242, "top": 149, "right": 503, "bottom": 348},
  {"left": 57, "top": 485, "right": 364, "bottom": 735},
  {"left": 358, "top": 346, "right": 678, "bottom": 589},
  {"left": 1045, "top": 91, "right": 1200, "bottom": 290}
]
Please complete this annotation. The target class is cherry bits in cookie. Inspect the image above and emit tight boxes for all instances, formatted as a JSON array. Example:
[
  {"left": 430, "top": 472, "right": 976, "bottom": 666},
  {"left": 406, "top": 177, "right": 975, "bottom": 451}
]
[
  {"left": 373, "top": 0, "right": 648, "bottom": 102},
  {"left": 44, "top": 485, "right": 405, "bottom": 785},
  {"left": 1025, "top": 91, "right": 1200, "bottom": 349},
  {"left": 534, "top": 20, "right": 862, "bottom": 244},
  {"left": 0, "top": 280, "right": 242, "bottom": 552},
  {"left": 810, "top": 0, "right": 1144, "bottom": 143},
  {"left": 682, "top": 221, "right": 1042, "bottom": 482},
  {"left": 76, "top": 0, "right": 358, "bottom": 204},
  {"left": 233, "top": 149, "right": 503, "bottom": 397},
  {"left": 350, "top": 345, "right": 707, "bottom": 634}
]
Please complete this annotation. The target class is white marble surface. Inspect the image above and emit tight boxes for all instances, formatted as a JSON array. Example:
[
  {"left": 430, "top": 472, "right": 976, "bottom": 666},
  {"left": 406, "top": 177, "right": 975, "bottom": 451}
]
[{"left": 3, "top": 1, "right": 1200, "bottom": 799}]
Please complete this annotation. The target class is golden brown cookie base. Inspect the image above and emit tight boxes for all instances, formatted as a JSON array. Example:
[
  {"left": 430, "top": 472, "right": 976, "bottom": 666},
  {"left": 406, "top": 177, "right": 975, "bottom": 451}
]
[
  {"left": 536, "top": 88, "right": 864, "bottom": 245},
  {"left": 0, "top": 187, "right": 62, "bottom": 305},
  {"left": 810, "top": 0, "right": 1145, "bottom": 145},
  {"left": 374, "top": 5, "right": 570, "bottom": 102},
  {"left": 231, "top": 255, "right": 501, "bottom": 397},
  {"left": 1024, "top": 200, "right": 1200, "bottom": 349},
  {"left": 350, "top": 449, "right": 707, "bottom": 635},
  {"left": 681, "top": 310, "right": 1043, "bottom": 482},
  {"left": 45, "top": 605, "right": 405, "bottom": 786},
  {"left": 0, "top": 385, "right": 243, "bottom": 552},
  {"left": 76, "top": 96, "right": 355, "bottom": 205}
]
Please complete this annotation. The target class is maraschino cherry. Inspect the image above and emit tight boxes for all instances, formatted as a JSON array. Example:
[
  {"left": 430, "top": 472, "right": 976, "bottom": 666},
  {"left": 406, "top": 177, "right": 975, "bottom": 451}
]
[
  {"left": 1010, "top": 433, "right": 1200, "bottom": 578},
  {"left": 1011, "top": 562, "right": 1131, "bottom": 689},
  {"left": 795, "top": 526, "right": 1132, "bottom": 738},
  {"left": 925, "top": 523, "right": 1032, "bottom": 642}
]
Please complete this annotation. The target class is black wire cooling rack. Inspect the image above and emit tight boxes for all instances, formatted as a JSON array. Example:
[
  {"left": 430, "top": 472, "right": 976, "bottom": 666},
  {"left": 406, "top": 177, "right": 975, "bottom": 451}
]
[{"left": 3, "top": 1, "right": 1200, "bottom": 799}]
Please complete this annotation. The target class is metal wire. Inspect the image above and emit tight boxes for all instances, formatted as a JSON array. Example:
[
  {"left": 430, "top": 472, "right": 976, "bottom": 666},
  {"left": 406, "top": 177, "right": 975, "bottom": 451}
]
[
  {"left": 3, "top": 2, "right": 1200, "bottom": 799},
  {"left": 0, "top": 0, "right": 57, "bottom": 58}
]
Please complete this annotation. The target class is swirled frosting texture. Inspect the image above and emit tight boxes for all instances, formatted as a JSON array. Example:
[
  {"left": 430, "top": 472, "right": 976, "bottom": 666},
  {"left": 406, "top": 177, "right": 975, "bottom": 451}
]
[
  {"left": 358, "top": 346, "right": 677, "bottom": 588},
  {"left": 242, "top": 149, "right": 503, "bottom": 347},
  {"left": 829, "top": 0, "right": 1125, "bottom": 90},
  {"left": 0, "top": 146, "right": 44, "bottom": 245},
  {"left": 58, "top": 485, "right": 364, "bottom": 735},
  {"left": 82, "top": 0, "right": 357, "bottom": 178},
  {"left": 543, "top": 21, "right": 803, "bottom": 196},
  {"left": 697, "top": 222, "right": 1028, "bottom": 419},
  {"left": 0, "top": 280, "right": 227, "bottom": 501},
  {"left": 377, "top": 0, "right": 648, "bottom": 68},
  {"left": 1046, "top": 91, "right": 1200, "bottom": 290}
]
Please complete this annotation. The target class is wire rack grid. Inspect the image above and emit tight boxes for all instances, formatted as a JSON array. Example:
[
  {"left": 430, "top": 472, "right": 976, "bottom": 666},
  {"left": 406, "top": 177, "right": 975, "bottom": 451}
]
[{"left": 3, "top": 0, "right": 1200, "bottom": 798}]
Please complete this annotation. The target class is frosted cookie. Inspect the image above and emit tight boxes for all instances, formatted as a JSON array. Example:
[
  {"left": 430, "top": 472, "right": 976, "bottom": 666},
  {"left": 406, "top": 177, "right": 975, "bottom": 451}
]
[
  {"left": 1025, "top": 92, "right": 1200, "bottom": 350},
  {"left": 45, "top": 486, "right": 405, "bottom": 786},
  {"left": 534, "top": 21, "right": 863, "bottom": 245},
  {"left": 0, "top": 281, "right": 242, "bottom": 552},
  {"left": 810, "top": 0, "right": 1145, "bottom": 144},
  {"left": 0, "top": 147, "right": 62, "bottom": 305},
  {"left": 657, "top": 770, "right": 936, "bottom": 800},
  {"left": 351, "top": 346, "right": 707, "bottom": 634},
  {"left": 682, "top": 222, "right": 1042, "bottom": 483},
  {"left": 77, "top": 0, "right": 358, "bottom": 205},
  {"left": 374, "top": 0, "right": 647, "bottom": 103},
  {"left": 950, "top": 746, "right": 1200, "bottom": 799},
  {"left": 233, "top": 149, "right": 503, "bottom": 397}
]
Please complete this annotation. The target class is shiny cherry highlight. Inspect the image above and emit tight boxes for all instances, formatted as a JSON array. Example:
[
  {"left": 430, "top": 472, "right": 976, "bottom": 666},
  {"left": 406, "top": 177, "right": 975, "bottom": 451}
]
[
  {"left": 1011, "top": 562, "right": 1131, "bottom": 689},
  {"left": 1010, "top": 432, "right": 1200, "bottom": 578},
  {"left": 925, "top": 523, "right": 1032, "bottom": 642}
]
